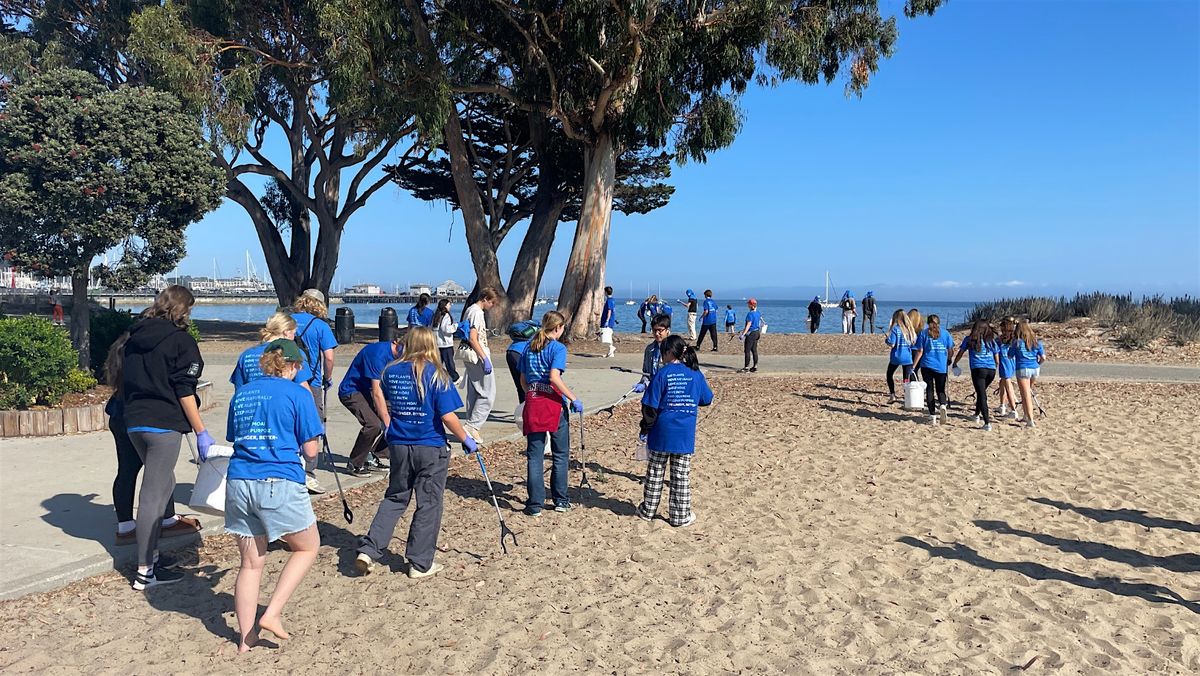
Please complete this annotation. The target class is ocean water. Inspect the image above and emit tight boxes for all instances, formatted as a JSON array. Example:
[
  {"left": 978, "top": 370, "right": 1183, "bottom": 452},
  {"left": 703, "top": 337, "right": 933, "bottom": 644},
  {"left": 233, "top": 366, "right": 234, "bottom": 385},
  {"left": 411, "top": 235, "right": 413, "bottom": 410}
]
[{"left": 123, "top": 298, "right": 979, "bottom": 335}]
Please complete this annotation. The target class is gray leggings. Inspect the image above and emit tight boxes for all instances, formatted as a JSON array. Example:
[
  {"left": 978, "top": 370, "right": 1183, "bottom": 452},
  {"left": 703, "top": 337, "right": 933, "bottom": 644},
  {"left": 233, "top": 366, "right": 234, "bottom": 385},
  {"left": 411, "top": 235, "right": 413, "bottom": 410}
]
[{"left": 129, "top": 431, "right": 183, "bottom": 567}]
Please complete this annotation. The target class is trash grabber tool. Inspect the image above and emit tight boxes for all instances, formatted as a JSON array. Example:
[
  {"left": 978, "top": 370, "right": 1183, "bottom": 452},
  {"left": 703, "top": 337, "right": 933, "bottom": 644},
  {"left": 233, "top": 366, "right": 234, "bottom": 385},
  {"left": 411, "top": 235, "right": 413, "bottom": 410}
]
[
  {"left": 475, "top": 451, "right": 517, "bottom": 554},
  {"left": 321, "top": 386, "right": 354, "bottom": 524},
  {"left": 578, "top": 409, "right": 591, "bottom": 491}
]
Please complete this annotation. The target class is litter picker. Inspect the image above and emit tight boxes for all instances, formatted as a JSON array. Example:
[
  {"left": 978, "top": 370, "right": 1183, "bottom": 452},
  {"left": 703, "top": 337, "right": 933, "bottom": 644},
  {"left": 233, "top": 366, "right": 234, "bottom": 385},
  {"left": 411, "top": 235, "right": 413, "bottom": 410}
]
[
  {"left": 474, "top": 450, "right": 517, "bottom": 554},
  {"left": 578, "top": 409, "right": 591, "bottom": 491},
  {"left": 321, "top": 386, "right": 354, "bottom": 524}
]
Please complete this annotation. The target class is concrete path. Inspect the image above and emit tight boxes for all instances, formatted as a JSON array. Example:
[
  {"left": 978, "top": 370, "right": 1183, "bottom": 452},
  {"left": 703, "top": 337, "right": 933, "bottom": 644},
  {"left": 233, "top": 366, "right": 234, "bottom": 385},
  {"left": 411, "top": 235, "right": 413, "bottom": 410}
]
[{"left": 1, "top": 344, "right": 1196, "bottom": 600}]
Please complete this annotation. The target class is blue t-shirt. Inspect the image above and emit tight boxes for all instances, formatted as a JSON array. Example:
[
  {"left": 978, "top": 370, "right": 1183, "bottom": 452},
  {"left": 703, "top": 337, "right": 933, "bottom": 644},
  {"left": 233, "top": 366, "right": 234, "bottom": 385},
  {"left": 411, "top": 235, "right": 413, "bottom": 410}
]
[
  {"left": 337, "top": 341, "right": 397, "bottom": 399},
  {"left": 643, "top": 362, "right": 713, "bottom": 454},
  {"left": 380, "top": 361, "right": 464, "bottom": 447},
  {"left": 886, "top": 325, "right": 913, "bottom": 365},
  {"left": 226, "top": 377, "right": 324, "bottom": 485},
  {"left": 407, "top": 306, "right": 435, "bottom": 327},
  {"left": 916, "top": 329, "right": 955, "bottom": 373},
  {"left": 292, "top": 312, "right": 338, "bottom": 387},
  {"left": 660, "top": 303, "right": 673, "bottom": 317},
  {"left": 1009, "top": 339, "right": 1045, "bottom": 370},
  {"left": 230, "top": 343, "right": 312, "bottom": 390},
  {"left": 701, "top": 299, "right": 718, "bottom": 325},
  {"left": 724, "top": 309, "right": 736, "bottom": 324},
  {"left": 508, "top": 339, "right": 530, "bottom": 356},
  {"left": 600, "top": 297, "right": 616, "bottom": 329},
  {"left": 522, "top": 340, "right": 568, "bottom": 401},
  {"left": 745, "top": 309, "right": 763, "bottom": 331},
  {"left": 960, "top": 336, "right": 1001, "bottom": 370}
]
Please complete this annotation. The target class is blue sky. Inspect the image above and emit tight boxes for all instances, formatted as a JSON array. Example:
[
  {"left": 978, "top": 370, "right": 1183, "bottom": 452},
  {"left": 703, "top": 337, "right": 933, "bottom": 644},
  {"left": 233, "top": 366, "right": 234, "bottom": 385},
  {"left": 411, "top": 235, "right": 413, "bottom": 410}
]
[{"left": 175, "top": 0, "right": 1200, "bottom": 301}]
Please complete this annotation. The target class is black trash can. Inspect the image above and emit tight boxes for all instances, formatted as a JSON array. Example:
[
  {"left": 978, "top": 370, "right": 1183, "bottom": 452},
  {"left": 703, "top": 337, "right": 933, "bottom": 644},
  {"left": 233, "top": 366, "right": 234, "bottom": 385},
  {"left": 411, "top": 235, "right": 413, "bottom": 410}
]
[
  {"left": 378, "top": 306, "right": 398, "bottom": 343},
  {"left": 334, "top": 306, "right": 355, "bottom": 345}
]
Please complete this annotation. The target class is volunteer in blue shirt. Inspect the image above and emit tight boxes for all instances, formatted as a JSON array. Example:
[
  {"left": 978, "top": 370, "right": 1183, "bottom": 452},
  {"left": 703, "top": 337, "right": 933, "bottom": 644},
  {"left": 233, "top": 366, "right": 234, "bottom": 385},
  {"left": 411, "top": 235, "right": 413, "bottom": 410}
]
[
  {"left": 507, "top": 329, "right": 533, "bottom": 404},
  {"left": 659, "top": 301, "right": 673, "bottom": 319},
  {"left": 884, "top": 309, "right": 917, "bottom": 403},
  {"left": 222, "top": 338, "right": 324, "bottom": 653},
  {"left": 637, "top": 335, "right": 713, "bottom": 527},
  {"left": 1009, "top": 321, "right": 1047, "bottom": 429},
  {"left": 230, "top": 312, "right": 313, "bottom": 391},
  {"left": 638, "top": 297, "right": 653, "bottom": 333},
  {"left": 356, "top": 327, "right": 477, "bottom": 579},
  {"left": 406, "top": 293, "right": 435, "bottom": 328},
  {"left": 635, "top": 314, "right": 672, "bottom": 393},
  {"left": 724, "top": 305, "right": 736, "bottom": 336},
  {"left": 337, "top": 337, "right": 402, "bottom": 475},
  {"left": 952, "top": 319, "right": 1002, "bottom": 431},
  {"left": 996, "top": 317, "right": 1019, "bottom": 418},
  {"left": 290, "top": 288, "right": 338, "bottom": 494},
  {"left": 738, "top": 298, "right": 764, "bottom": 373},
  {"left": 519, "top": 311, "right": 583, "bottom": 516},
  {"left": 909, "top": 314, "right": 955, "bottom": 424},
  {"left": 599, "top": 285, "right": 618, "bottom": 358},
  {"left": 697, "top": 289, "right": 720, "bottom": 351}
]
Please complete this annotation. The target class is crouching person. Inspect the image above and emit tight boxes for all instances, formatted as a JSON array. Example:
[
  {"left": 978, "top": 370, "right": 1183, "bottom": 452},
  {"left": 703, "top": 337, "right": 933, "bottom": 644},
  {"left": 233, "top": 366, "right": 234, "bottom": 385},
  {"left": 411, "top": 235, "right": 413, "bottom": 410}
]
[
  {"left": 637, "top": 336, "right": 713, "bottom": 527},
  {"left": 355, "top": 327, "right": 477, "bottom": 579},
  {"left": 223, "top": 339, "right": 324, "bottom": 653}
]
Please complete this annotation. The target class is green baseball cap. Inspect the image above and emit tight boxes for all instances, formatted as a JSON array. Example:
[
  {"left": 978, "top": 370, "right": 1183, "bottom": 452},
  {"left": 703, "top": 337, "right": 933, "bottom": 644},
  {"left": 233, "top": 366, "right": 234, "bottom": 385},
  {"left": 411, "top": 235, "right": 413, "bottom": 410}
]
[{"left": 264, "top": 338, "right": 305, "bottom": 362}]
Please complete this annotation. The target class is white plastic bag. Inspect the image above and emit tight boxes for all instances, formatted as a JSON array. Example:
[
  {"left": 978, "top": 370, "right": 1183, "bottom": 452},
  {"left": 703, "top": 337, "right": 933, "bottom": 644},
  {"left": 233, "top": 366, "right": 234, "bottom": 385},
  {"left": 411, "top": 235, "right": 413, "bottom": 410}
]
[
  {"left": 188, "top": 442, "right": 234, "bottom": 516},
  {"left": 635, "top": 439, "right": 649, "bottom": 461},
  {"left": 514, "top": 402, "right": 525, "bottom": 431},
  {"left": 598, "top": 327, "right": 614, "bottom": 345}
]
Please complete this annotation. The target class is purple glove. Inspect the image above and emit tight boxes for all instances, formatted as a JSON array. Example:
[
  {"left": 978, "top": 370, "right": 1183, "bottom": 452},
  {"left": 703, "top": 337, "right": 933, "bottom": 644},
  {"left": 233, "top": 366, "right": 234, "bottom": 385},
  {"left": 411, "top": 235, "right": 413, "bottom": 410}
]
[
  {"left": 462, "top": 436, "right": 478, "bottom": 455},
  {"left": 638, "top": 434, "right": 648, "bottom": 444},
  {"left": 196, "top": 430, "right": 215, "bottom": 462},
  {"left": 633, "top": 382, "right": 646, "bottom": 394},
  {"left": 482, "top": 358, "right": 493, "bottom": 375},
  {"left": 571, "top": 399, "right": 584, "bottom": 413}
]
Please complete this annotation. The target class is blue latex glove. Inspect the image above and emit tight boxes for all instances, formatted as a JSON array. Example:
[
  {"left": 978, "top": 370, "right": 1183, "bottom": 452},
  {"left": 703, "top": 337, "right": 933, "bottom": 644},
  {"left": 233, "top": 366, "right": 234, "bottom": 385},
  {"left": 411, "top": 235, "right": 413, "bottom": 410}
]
[
  {"left": 462, "top": 436, "right": 478, "bottom": 455},
  {"left": 196, "top": 430, "right": 215, "bottom": 462},
  {"left": 482, "top": 358, "right": 493, "bottom": 375},
  {"left": 632, "top": 382, "right": 646, "bottom": 394},
  {"left": 571, "top": 399, "right": 585, "bottom": 413}
]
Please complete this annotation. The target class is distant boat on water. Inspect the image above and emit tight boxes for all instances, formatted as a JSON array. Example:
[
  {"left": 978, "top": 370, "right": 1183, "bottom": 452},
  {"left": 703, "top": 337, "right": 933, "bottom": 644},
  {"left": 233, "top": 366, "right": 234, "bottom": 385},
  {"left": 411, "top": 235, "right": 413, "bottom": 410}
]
[
  {"left": 820, "top": 271, "right": 840, "bottom": 309},
  {"left": 625, "top": 281, "right": 636, "bottom": 304}
]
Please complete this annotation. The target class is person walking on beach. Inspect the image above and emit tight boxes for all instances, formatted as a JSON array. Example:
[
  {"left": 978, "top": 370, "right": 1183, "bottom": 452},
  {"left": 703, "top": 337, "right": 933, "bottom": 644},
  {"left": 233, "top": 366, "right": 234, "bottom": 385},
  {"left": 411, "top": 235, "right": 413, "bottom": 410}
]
[
  {"left": 356, "top": 327, "right": 477, "bottom": 579},
  {"left": 738, "top": 298, "right": 764, "bottom": 373},
  {"left": 907, "top": 309, "right": 925, "bottom": 380},
  {"left": 884, "top": 309, "right": 916, "bottom": 404},
  {"left": 407, "top": 293, "right": 434, "bottom": 328},
  {"left": 680, "top": 290, "right": 698, "bottom": 340},
  {"left": 637, "top": 335, "right": 712, "bottom": 527},
  {"left": 49, "top": 289, "right": 63, "bottom": 325},
  {"left": 460, "top": 287, "right": 498, "bottom": 441},
  {"left": 230, "top": 312, "right": 314, "bottom": 391},
  {"left": 599, "top": 285, "right": 617, "bottom": 358},
  {"left": 121, "top": 285, "right": 213, "bottom": 590},
  {"left": 519, "top": 311, "right": 583, "bottom": 516},
  {"left": 222, "top": 339, "right": 324, "bottom": 652},
  {"left": 840, "top": 292, "right": 857, "bottom": 334},
  {"left": 337, "top": 335, "right": 403, "bottom": 475},
  {"left": 862, "top": 292, "right": 877, "bottom": 333},
  {"left": 105, "top": 333, "right": 201, "bottom": 547},
  {"left": 1009, "top": 321, "right": 1046, "bottom": 429},
  {"left": 910, "top": 314, "right": 954, "bottom": 425},
  {"left": 996, "top": 316, "right": 1018, "bottom": 417},
  {"left": 291, "top": 288, "right": 338, "bottom": 494},
  {"left": 697, "top": 289, "right": 719, "bottom": 351},
  {"left": 638, "top": 296, "right": 651, "bottom": 333},
  {"left": 807, "top": 296, "right": 823, "bottom": 333},
  {"left": 724, "top": 305, "right": 736, "bottom": 336},
  {"left": 634, "top": 314, "right": 672, "bottom": 394},
  {"left": 432, "top": 299, "right": 459, "bottom": 383},
  {"left": 952, "top": 319, "right": 1001, "bottom": 431}
]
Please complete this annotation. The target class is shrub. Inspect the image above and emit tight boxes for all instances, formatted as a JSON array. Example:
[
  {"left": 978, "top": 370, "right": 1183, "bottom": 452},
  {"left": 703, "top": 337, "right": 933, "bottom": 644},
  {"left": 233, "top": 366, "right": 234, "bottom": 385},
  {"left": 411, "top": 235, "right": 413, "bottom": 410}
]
[
  {"left": 1115, "top": 305, "right": 1174, "bottom": 349},
  {"left": 187, "top": 321, "right": 202, "bottom": 343},
  {"left": 963, "top": 296, "right": 1070, "bottom": 326},
  {"left": 0, "top": 316, "right": 78, "bottom": 408},
  {"left": 65, "top": 367, "right": 98, "bottom": 393},
  {"left": 1170, "top": 295, "right": 1200, "bottom": 319},
  {"left": 1173, "top": 315, "right": 1200, "bottom": 346},
  {"left": 89, "top": 309, "right": 137, "bottom": 374}
]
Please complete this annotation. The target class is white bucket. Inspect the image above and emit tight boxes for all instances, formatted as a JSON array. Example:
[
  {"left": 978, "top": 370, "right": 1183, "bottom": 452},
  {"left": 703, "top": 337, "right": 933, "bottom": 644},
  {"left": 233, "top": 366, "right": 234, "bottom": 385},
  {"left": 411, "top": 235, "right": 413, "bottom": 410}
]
[
  {"left": 903, "top": 380, "right": 927, "bottom": 411},
  {"left": 189, "top": 445, "right": 234, "bottom": 516},
  {"left": 514, "top": 402, "right": 525, "bottom": 431},
  {"left": 598, "top": 327, "right": 614, "bottom": 345}
]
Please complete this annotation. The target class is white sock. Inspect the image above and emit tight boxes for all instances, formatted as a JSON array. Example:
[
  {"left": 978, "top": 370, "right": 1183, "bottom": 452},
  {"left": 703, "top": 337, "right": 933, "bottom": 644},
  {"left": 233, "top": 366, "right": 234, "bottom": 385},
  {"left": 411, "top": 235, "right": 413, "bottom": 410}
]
[
  {"left": 117, "top": 520, "right": 136, "bottom": 535},
  {"left": 137, "top": 565, "right": 152, "bottom": 576},
  {"left": 160, "top": 516, "right": 178, "bottom": 528}
]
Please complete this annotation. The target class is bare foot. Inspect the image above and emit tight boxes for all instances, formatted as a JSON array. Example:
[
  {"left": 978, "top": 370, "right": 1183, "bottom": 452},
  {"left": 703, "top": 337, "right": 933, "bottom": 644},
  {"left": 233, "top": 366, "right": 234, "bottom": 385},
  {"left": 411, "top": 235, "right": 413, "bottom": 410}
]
[{"left": 257, "top": 615, "right": 290, "bottom": 640}]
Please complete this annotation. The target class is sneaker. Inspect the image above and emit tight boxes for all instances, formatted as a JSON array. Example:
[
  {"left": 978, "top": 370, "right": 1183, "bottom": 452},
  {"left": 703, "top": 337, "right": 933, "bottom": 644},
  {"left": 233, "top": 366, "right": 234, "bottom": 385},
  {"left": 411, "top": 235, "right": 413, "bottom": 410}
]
[
  {"left": 736, "top": 368, "right": 749, "bottom": 374},
  {"left": 367, "top": 455, "right": 389, "bottom": 471},
  {"left": 1005, "top": 410, "right": 1018, "bottom": 420},
  {"left": 972, "top": 414, "right": 982, "bottom": 424},
  {"left": 554, "top": 504, "right": 571, "bottom": 513},
  {"left": 887, "top": 394, "right": 896, "bottom": 404},
  {"left": 407, "top": 561, "right": 444, "bottom": 579},
  {"left": 997, "top": 405, "right": 1009, "bottom": 415},
  {"left": 524, "top": 507, "right": 543, "bottom": 518},
  {"left": 710, "top": 348, "right": 718, "bottom": 352},
  {"left": 153, "top": 552, "right": 180, "bottom": 570},
  {"left": 928, "top": 415, "right": 939, "bottom": 426},
  {"left": 115, "top": 529, "right": 136, "bottom": 545},
  {"left": 305, "top": 474, "right": 327, "bottom": 495},
  {"left": 749, "top": 367, "right": 757, "bottom": 373},
  {"left": 674, "top": 512, "right": 697, "bottom": 528},
  {"left": 160, "top": 516, "right": 202, "bottom": 540},
  {"left": 1026, "top": 420, "right": 1037, "bottom": 429},
  {"left": 982, "top": 423, "right": 992, "bottom": 432},
  {"left": 938, "top": 405, "right": 948, "bottom": 425},
  {"left": 354, "top": 553, "right": 376, "bottom": 576},
  {"left": 132, "top": 567, "right": 184, "bottom": 591},
  {"left": 345, "top": 463, "right": 370, "bottom": 477}
]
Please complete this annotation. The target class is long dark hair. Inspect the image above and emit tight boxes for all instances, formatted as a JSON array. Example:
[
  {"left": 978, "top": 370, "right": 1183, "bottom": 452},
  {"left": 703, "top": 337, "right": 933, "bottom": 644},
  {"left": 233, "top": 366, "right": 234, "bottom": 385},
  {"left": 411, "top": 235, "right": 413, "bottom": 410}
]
[
  {"left": 432, "top": 299, "right": 451, "bottom": 327},
  {"left": 967, "top": 319, "right": 996, "bottom": 351},
  {"left": 660, "top": 335, "right": 699, "bottom": 370},
  {"left": 926, "top": 314, "right": 942, "bottom": 340},
  {"left": 416, "top": 292, "right": 430, "bottom": 310}
]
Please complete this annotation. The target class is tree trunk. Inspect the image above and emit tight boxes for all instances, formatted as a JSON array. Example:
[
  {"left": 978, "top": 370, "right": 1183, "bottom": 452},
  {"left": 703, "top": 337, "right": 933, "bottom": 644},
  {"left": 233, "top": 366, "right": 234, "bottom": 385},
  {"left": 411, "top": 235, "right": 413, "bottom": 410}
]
[
  {"left": 227, "top": 178, "right": 305, "bottom": 306},
  {"left": 444, "top": 108, "right": 506, "bottom": 302},
  {"left": 557, "top": 132, "right": 617, "bottom": 340},
  {"left": 70, "top": 270, "right": 90, "bottom": 370},
  {"left": 506, "top": 189, "right": 566, "bottom": 324},
  {"left": 310, "top": 208, "right": 341, "bottom": 300}
]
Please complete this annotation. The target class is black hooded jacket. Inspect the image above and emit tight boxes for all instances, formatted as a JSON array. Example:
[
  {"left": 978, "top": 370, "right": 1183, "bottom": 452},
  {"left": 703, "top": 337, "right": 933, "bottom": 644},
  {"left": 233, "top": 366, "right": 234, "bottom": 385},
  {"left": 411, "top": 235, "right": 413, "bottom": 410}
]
[{"left": 121, "top": 317, "right": 204, "bottom": 432}]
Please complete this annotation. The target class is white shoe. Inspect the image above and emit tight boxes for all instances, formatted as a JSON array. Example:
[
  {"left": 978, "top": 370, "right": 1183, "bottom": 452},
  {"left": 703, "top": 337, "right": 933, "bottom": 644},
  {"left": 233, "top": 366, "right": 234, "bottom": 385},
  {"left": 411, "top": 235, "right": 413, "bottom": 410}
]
[
  {"left": 408, "top": 561, "right": 444, "bottom": 579},
  {"left": 938, "top": 405, "right": 948, "bottom": 425},
  {"left": 997, "top": 405, "right": 1008, "bottom": 415},
  {"left": 928, "top": 415, "right": 939, "bottom": 426},
  {"left": 674, "top": 512, "right": 697, "bottom": 528},
  {"left": 305, "top": 474, "right": 326, "bottom": 495},
  {"left": 972, "top": 414, "right": 982, "bottom": 423},
  {"left": 354, "top": 553, "right": 375, "bottom": 576},
  {"left": 982, "top": 423, "right": 992, "bottom": 432},
  {"left": 1026, "top": 420, "right": 1037, "bottom": 429}
]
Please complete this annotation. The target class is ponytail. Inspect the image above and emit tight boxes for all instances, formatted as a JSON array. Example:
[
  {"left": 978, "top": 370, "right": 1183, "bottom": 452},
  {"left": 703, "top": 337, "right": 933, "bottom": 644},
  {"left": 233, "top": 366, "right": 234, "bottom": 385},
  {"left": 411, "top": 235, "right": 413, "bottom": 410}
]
[
  {"left": 659, "top": 335, "right": 699, "bottom": 370},
  {"left": 529, "top": 310, "right": 565, "bottom": 352},
  {"left": 681, "top": 345, "right": 699, "bottom": 371},
  {"left": 927, "top": 314, "right": 942, "bottom": 340}
]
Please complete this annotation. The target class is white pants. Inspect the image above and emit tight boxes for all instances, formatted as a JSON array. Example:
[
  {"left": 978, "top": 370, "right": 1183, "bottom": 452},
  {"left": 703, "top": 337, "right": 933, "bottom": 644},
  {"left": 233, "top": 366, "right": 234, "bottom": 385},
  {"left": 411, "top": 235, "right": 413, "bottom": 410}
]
[
  {"left": 464, "top": 357, "right": 495, "bottom": 429},
  {"left": 687, "top": 312, "right": 697, "bottom": 340},
  {"left": 842, "top": 312, "right": 854, "bottom": 334},
  {"left": 600, "top": 327, "right": 616, "bottom": 358}
]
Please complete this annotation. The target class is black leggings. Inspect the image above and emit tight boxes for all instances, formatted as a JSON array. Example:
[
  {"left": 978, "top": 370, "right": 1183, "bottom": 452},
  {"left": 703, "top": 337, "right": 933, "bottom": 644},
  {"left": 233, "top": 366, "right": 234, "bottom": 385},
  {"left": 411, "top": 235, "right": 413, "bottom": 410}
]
[
  {"left": 743, "top": 330, "right": 760, "bottom": 368},
  {"left": 697, "top": 323, "right": 718, "bottom": 350},
  {"left": 505, "top": 348, "right": 524, "bottom": 403},
  {"left": 920, "top": 367, "right": 948, "bottom": 414},
  {"left": 885, "top": 363, "right": 914, "bottom": 396},
  {"left": 809, "top": 317, "right": 820, "bottom": 333},
  {"left": 971, "top": 367, "right": 996, "bottom": 424}
]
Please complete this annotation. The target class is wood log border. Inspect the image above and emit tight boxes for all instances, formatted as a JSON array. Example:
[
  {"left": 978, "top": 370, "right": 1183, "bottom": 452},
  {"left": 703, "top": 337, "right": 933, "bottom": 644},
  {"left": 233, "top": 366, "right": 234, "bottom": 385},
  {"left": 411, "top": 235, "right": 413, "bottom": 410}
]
[{"left": 0, "top": 382, "right": 215, "bottom": 438}]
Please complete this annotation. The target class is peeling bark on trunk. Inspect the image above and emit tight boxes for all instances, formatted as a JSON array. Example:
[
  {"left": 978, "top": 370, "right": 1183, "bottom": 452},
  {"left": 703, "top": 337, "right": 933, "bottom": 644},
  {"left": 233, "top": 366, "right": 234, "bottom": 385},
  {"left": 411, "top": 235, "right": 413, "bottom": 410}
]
[
  {"left": 70, "top": 270, "right": 90, "bottom": 370},
  {"left": 557, "top": 133, "right": 616, "bottom": 340},
  {"left": 505, "top": 190, "right": 566, "bottom": 324},
  {"left": 444, "top": 109, "right": 506, "bottom": 299}
]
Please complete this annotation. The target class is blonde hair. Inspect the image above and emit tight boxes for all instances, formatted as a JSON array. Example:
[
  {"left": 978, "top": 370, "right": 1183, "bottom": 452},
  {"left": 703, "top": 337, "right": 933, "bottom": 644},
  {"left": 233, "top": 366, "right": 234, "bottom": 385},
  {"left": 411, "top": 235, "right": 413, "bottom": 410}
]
[
  {"left": 926, "top": 314, "right": 942, "bottom": 340},
  {"left": 292, "top": 294, "right": 328, "bottom": 318},
  {"left": 1016, "top": 321, "right": 1038, "bottom": 351},
  {"left": 907, "top": 308, "right": 924, "bottom": 335},
  {"left": 142, "top": 285, "right": 195, "bottom": 329},
  {"left": 104, "top": 332, "right": 131, "bottom": 390},
  {"left": 258, "top": 349, "right": 301, "bottom": 377},
  {"left": 529, "top": 311, "right": 565, "bottom": 353},
  {"left": 888, "top": 309, "right": 915, "bottom": 344},
  {"left": 398, "top": 326, "right": 449, "bottom": 401},
  {"left": 259, "top": 312, "right": 297, "bottom": 342}
]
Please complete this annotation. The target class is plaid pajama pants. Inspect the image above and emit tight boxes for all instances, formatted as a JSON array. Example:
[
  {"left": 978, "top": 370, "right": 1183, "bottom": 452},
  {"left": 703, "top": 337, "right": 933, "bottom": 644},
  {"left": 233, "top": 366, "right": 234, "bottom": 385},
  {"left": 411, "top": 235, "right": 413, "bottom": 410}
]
[{"left": 639, "top": 451, "right": 693, "bottom": 526}]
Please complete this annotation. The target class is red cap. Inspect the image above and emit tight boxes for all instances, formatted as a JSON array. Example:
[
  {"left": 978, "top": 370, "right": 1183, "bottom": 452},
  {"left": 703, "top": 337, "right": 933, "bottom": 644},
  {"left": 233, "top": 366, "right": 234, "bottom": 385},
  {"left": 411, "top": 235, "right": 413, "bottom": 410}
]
[{"left": 748, "top": 298, "right": 757, "bottom": 306}]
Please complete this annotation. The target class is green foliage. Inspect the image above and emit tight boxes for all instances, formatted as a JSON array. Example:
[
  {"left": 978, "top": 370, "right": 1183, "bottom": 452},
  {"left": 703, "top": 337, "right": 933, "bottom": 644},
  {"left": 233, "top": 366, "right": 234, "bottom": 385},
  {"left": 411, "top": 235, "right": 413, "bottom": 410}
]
[
  {"left": 187, "top": 321, "right": 202, "bottom": 344},
  {"left": 89, "top": 309, "right": 138, "bottom": 374},
  {"left": 1116, "top": 305, "right": 1174, "bottom": 349},
  {"left": 65, "top": 367, "right": 98, "bottom": 393},
  {"left": 0, "top": 316, "right": 79, "bottom": 408},
  {"left": 964, "top": 292, "right": 1200, "bottom": 348},
  {"left": 964, "top": 297, "right": 1071, "bottom": 325}
]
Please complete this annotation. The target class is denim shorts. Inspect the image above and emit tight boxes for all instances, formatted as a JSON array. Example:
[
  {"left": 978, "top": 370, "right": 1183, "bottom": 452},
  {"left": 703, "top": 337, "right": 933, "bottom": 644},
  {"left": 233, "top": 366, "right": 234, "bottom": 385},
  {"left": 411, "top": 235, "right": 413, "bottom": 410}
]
[
  {"left": 1016, "top": 367, "right": 1040, "bottom": 380},
  {"left": 225, "top": 478, "right": 315, "bottom": 542}
]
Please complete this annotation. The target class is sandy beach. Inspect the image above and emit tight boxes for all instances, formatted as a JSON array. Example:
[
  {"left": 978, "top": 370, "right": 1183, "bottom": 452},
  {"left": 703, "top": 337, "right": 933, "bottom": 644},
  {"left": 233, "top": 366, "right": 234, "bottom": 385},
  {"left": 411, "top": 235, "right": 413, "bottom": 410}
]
[{"left": 2, "top": 374, "right": 1199, "bottom": 672}]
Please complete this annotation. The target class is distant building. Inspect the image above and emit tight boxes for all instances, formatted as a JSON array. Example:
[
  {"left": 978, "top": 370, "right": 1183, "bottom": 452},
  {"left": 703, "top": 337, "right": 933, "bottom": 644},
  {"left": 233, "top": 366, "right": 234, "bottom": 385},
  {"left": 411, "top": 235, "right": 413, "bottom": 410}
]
[
  {"left": 347, "top": 283, "right": 382, "bottom": 295},
  {"left": 435, "top": 280, "right": 467, "bottom": 297}
]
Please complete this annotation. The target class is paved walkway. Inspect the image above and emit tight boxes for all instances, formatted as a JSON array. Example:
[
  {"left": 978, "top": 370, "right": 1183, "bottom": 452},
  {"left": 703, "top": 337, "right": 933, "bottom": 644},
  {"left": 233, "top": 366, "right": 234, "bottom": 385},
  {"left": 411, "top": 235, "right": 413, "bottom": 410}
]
[{"left": 1, "top": 345, "right": 1197, "bottom": 600}]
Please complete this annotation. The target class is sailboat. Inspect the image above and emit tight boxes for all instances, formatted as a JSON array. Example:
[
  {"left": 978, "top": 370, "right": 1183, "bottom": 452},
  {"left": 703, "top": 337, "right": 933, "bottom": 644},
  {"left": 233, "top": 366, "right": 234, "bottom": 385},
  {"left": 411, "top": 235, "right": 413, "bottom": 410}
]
[
  {"left": 625, "top": 281, "right": 636, "bottom": 305},
  {"left": 820, "top": 271, "right": 840, "bottom": 309}
]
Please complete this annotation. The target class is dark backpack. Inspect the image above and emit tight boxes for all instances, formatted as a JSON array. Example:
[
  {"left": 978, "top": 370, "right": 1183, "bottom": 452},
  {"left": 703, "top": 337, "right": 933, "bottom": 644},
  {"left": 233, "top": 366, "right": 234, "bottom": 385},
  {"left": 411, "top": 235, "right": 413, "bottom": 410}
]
[{"left": 507, "top": 319, "right": 541, "bottom": 341}]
